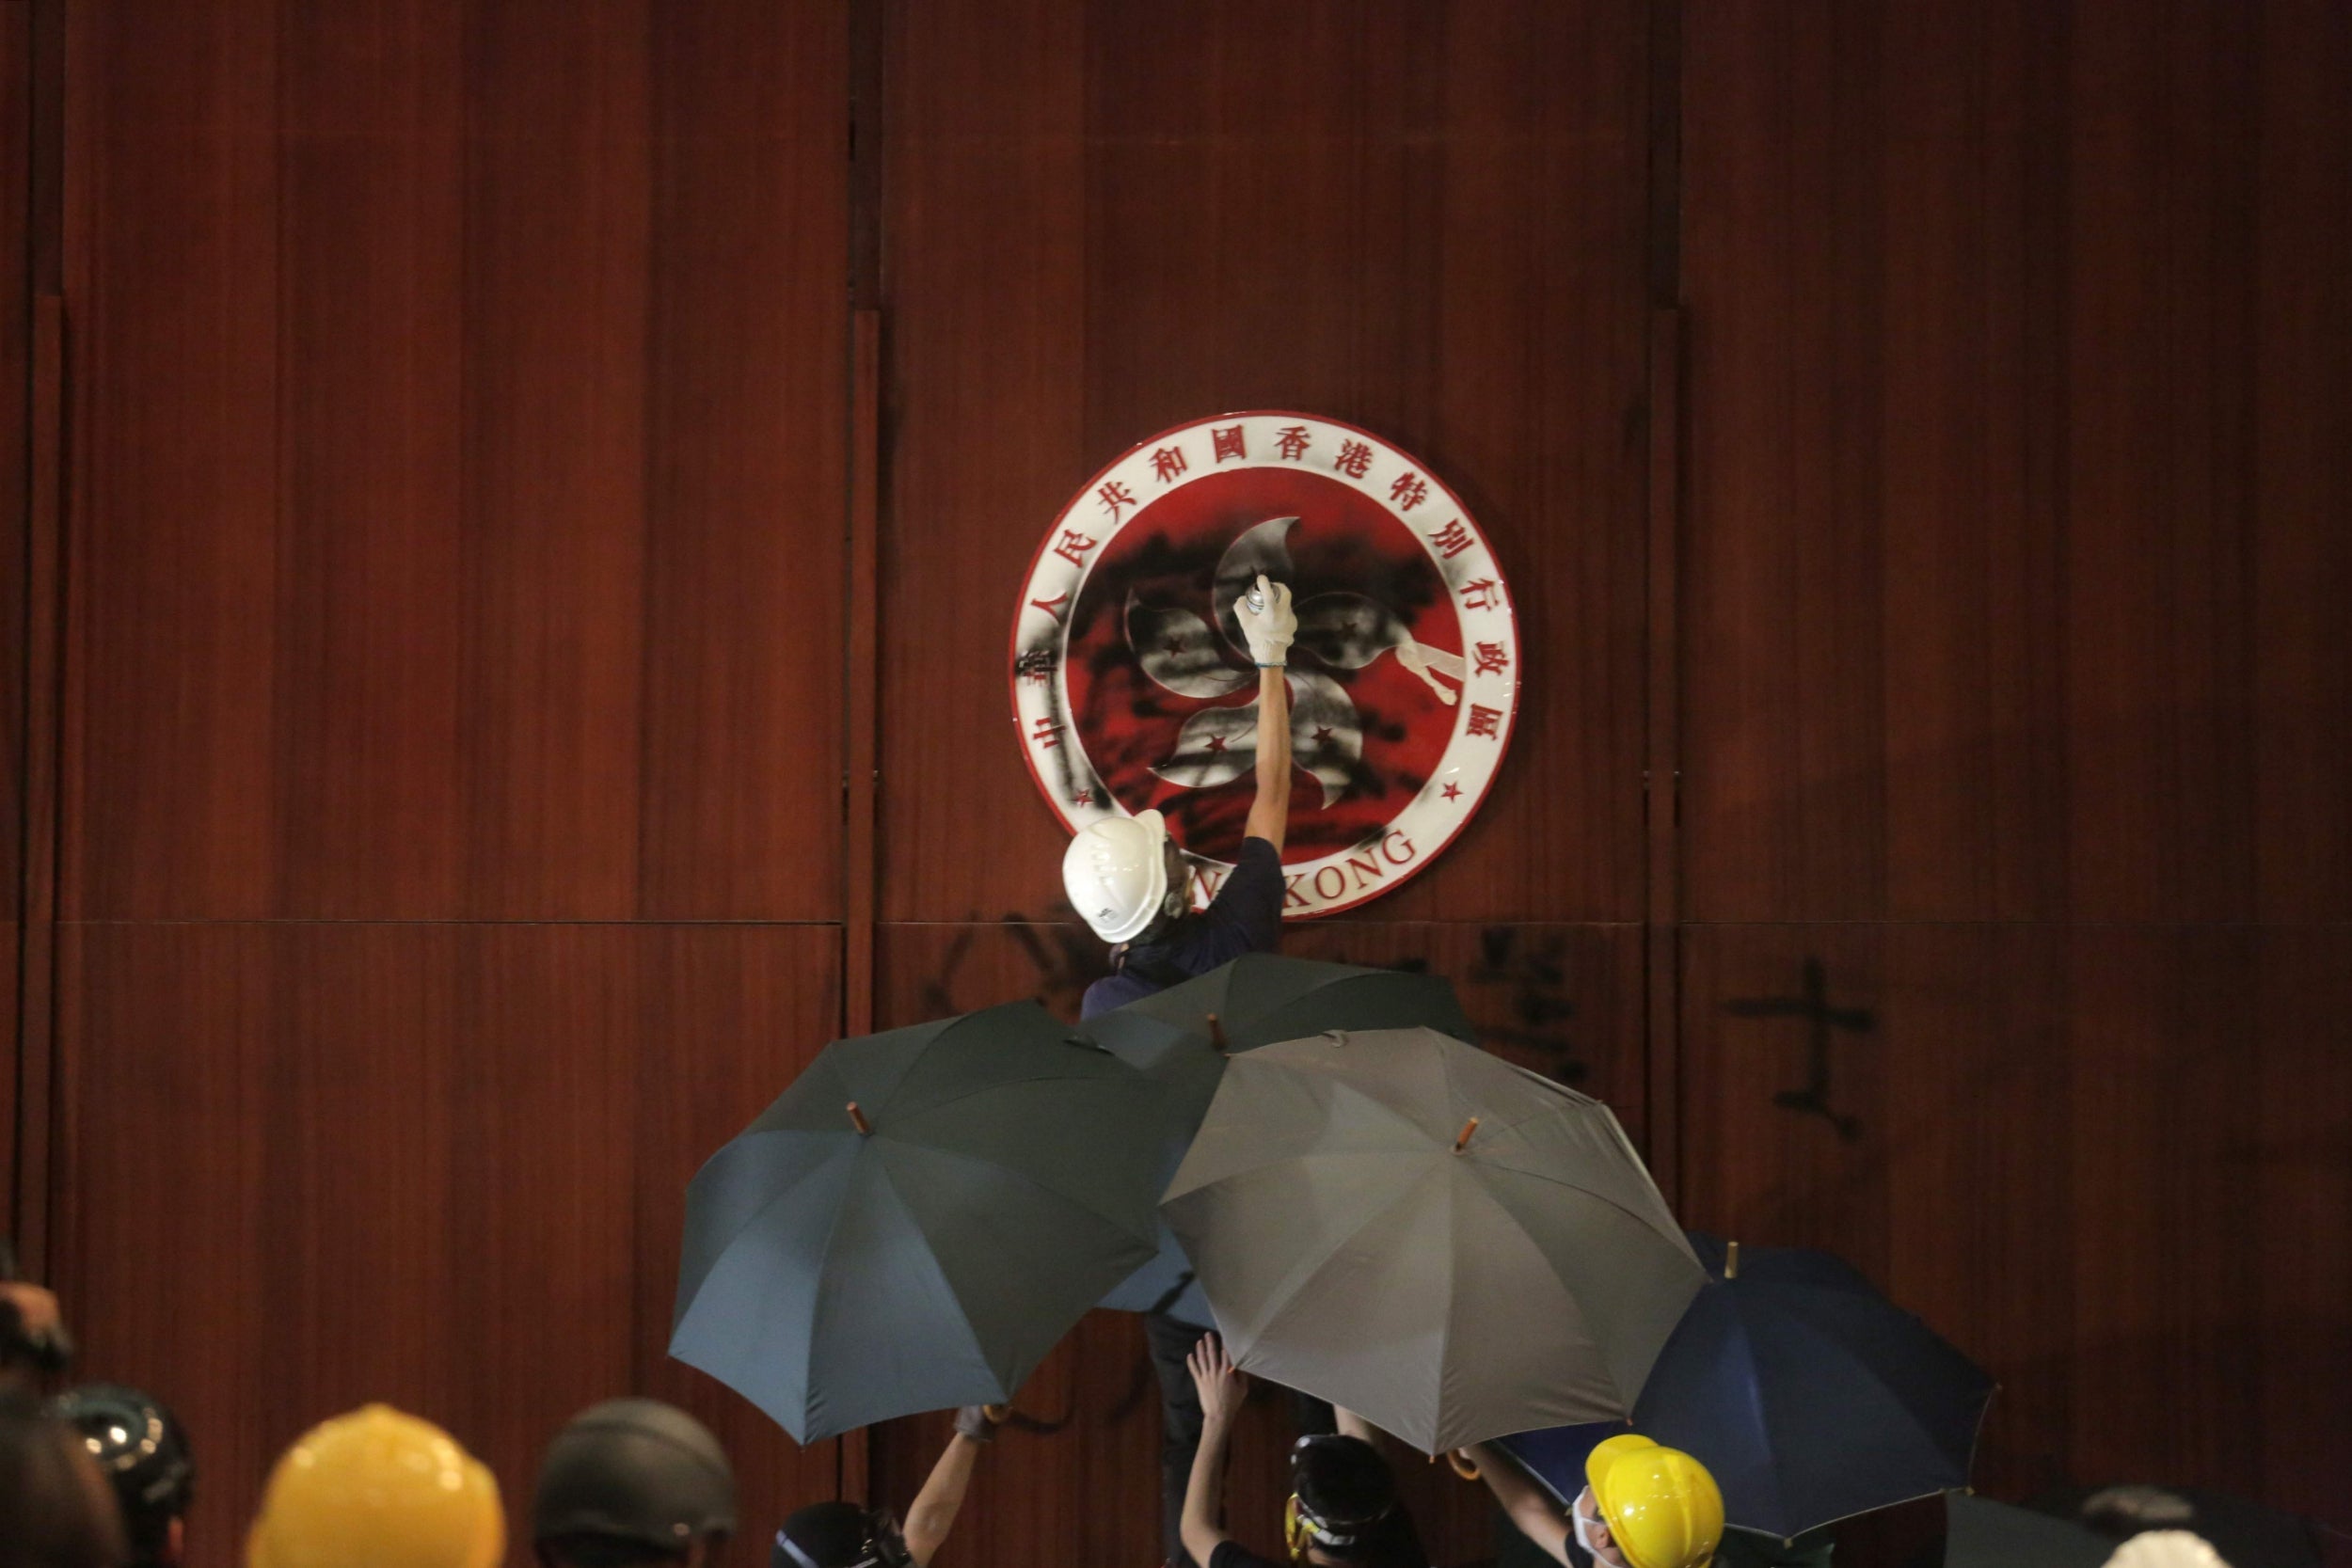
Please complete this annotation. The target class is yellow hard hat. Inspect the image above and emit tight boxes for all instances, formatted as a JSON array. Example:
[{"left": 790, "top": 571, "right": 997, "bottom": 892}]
[
  {"left": 247, "top": 1404, "right": 504, "bottom": 1568},
  {"left": 1585, "top": 1433, "right": 1724, "bottom": 1568}
]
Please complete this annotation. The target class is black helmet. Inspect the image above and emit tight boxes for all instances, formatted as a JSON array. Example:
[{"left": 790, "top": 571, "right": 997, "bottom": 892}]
[
  {"left": 48, "top": 1384, "right": 194, "bottom": 1565},
  {"left": 771, "top": 1504, "right": 913, "bottom": 1568},
  {"left": 533, "top": 1399, "right": 736, "bottom": 1559},
  {"left": 1290, "top": 1434, "right": 1420, "bottom": 1565}
]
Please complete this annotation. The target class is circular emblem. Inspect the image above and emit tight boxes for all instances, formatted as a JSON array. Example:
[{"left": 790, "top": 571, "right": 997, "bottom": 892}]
[{"left": 1010, "top": 412, "right": 1519, "bottom": 917}]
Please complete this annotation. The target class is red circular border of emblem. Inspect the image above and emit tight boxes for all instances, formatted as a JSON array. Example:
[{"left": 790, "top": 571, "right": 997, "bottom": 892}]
[{"left": 1009, "top": 411, "right": 1521, "bottom": 918}]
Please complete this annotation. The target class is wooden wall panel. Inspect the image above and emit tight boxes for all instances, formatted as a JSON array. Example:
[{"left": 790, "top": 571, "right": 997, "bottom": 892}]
[
  {"left": 53, "top": 922, "right": 845, "bottom": 1568},
  {"left": 1678, "top": 924, "right": 2352, "bottom": 1527},
  {"left": 2251, "top": 0, "right": 2352, "bottom": 919},
  {"left": 0, "top": 0, "right": 27, "bottom": 903},
  {"left": 879, "top": 0, "right": 1653, "bottom": 927},
  {"left": 61, "top": 0, "right": 846, "bottom": 922},
  {"left": 1681, "top": 0, "right": 2351, "bottom": 923},
  {"left": 0, "top": 0, "right": 32, "bottom": 1227}
]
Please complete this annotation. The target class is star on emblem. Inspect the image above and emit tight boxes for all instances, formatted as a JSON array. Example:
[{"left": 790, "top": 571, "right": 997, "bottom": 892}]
[
  {"left": 1313, "top": 725, "right": 1335, "bottom": 743},
  {"left": 1441, "top": 782, "right": 1461, "bottom": 800}
]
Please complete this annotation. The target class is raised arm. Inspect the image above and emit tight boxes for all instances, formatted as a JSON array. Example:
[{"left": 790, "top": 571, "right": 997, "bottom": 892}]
[
  {"left": 1244, "top": 665, "right": 1293, "bottom": 849},
  {"left": 902, "top": 1407, "right": 997, "bottom": 1567},
  {"left": 1181, "top": 1335, "right": 1250, "bottom": 1568},
  {"left": 1234, "top": 575, "right": 1295, "bottom": 850},
  {"left": 1459, "top": 1444, "right": 1574, "bottom": 1565}
]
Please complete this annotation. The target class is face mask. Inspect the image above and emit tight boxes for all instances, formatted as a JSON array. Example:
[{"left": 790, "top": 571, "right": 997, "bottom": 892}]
[{"left": 1573, "top": 1499, "right": 1617, "bottom": 1563}]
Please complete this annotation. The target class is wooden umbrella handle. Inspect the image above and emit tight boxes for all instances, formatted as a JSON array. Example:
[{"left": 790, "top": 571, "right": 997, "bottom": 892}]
[{"left": 847, "top": 1102, "right": 872, "bottom": 1136}]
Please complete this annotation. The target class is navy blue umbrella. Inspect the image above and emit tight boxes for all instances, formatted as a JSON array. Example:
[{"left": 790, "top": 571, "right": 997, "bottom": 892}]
[{"left": 1500, "top": 1233, "right": 1994, "bottom": 1539}]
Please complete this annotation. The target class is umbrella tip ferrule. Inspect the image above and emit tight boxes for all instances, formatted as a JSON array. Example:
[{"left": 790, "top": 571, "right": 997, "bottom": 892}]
[
  {"left": 847, "top": 1101, "right": 873, "bottom": 1136},
  {"left": 1207, "top": 1012, "right": 1231, "bottom": 1053},
  {"left": 1725, "top": 1239, "right": 1740, "bottom": 1279},
  {"left": 1453, "top": 1116, "right": 1480, "bottom": 1153}
]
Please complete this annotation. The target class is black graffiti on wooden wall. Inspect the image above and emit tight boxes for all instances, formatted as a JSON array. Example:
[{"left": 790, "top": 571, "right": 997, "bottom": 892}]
[
  {"left": 1467, "top": 927, "right": 1588, "bottom": 1085},
  {"left": 1724, "top": 957, "right": 1873, "bottom": 1142}
]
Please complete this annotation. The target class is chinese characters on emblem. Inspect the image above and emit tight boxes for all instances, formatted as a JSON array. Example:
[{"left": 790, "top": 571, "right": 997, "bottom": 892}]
[
  {"left": 1390, "top": 472, "right": 1429, "bottom": 510},
  {"left": 1029, "top": 716, "right": 1064, "bottom": 750},
  {"left": 1151, "top": 445, "right": 1188, "bottom": 483},
  {"left": 1096, "top": 483, "right": 1136, "bottom": 524},
  {"left": 1460, "top": 578, "right": 1504, "bottom": 611},
  {"left": 1466, "top": 704, "right": 1503, "bottom": 740},
  {"left": 1056, "top": 528, "right": 1101, "bottom": 566},
  {"left": 1275, "top": 425, "right": 1313, "bottom": 461},
  {"left": 1334, "top": 439, "right": 1374, "bottom": 479},
  {"left": 1212, "top": 425, "right": 1248, "bottom": 463},
  {"left": 1426, "top": 518, "right": 1475, "bottom": 559}
]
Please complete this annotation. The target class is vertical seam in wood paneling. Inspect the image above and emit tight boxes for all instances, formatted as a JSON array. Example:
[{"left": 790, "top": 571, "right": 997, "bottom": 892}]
[
  {"left": 1645, "top": 0, "right": 1687, "bottom": 1210},
  {"left": 839, "top": 309, "right": 881, "bottom": 1508},
  {"left": 1645, "top": 306, "right": 1685, "bottom": 1211},
  {"left": 13, "top": 292, "right": 62, "bottom": 1271},
  {"left": 841, "top": 0, "right": 883, "bottom": 1498},
  {"left": 845, "top": 311, "right": 880, "bottom": 1044}
]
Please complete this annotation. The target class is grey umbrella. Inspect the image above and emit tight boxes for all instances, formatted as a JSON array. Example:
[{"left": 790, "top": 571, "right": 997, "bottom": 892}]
[
  {"left": 1082, "top": 954, "right": 1479, "bottom": 1320},
  {"left": 670, "top": 1002, "right": 1165, "bottom": 1443},
  {"left": 1162, "top": 1025, "right": 1703, "bottom": 1453}
]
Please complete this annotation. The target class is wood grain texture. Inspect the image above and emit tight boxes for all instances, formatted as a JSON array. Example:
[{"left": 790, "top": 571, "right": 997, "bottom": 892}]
[
  {"left": 879, "top": 0, "right": 1653, "bottom": 926},
  {"left": 60, "top": 0, "right": 846, "bottom": 922},
  {"left": 1678, "top": 923, "right": 2352, "bottom": 1527},
  {"left": 1681, "top": 0, "right": 2351, "bottom": 922},
  {"left": 52, "top": 921, "right": 845, "bottom": 1568},
  {"left": 0, "top": 0, "right": 33, "bottom": 1243}
]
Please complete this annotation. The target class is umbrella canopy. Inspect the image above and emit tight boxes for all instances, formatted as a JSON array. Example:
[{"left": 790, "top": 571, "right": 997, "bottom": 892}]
[
  {"left": 1162, "top": 1025, "right": 1703, "bottom": 1453},
  {"left": 1084, "top": 954, "right": 1478, "bottom": 1321},
  {"left": 670, "top": 1002, "right": 1165, "bottom": 1443},
  {"left": 1943, "top": 1495, "right": 2111, "bottom": 1568},
  {"left": 1614, "top": 1233, "right": 1994, "bottom": 1537}
]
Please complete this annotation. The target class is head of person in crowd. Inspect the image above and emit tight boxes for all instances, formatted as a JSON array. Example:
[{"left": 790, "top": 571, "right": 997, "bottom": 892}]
[
  {"left": 1571, "top": 1434, "right": 1722, "bottom": 1568},
  {"left": 0, "top": 1252, "right": 74, "bottom": 1400},
  {"left": 0, "top": 1394, "right": 128, "bottom": 1568},
  {"left": 2099, "top": 1531, "right": 2235, "bottom": 1568},
  {"left": 1285, "top": 1435, "right": 1424, "bottom": 1568},
  {"left": 49, "top": 1384, "right": 195, "bottom": 1568},
  {"left": 771, "top": 1502, "right": 914, "bottom": 1568},
  {"left": 533, "top": 1399, "right": 737, "bottom": 1568},
  {"left": 246, "top": 1403, "right": 503, "bottom": 1568}
]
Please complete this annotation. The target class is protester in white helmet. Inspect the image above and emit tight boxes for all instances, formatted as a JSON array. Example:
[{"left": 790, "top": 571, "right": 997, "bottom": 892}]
[
  {"left": 1065, "top": 571, "right": 1295, "bottom": 1568},
  {"left": 1069, "top": 572, "right": 1295, "bottom": 1017}
]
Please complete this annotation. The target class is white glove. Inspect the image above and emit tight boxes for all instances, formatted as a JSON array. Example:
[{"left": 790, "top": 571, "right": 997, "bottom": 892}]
[{"left": 1232, "top": 574, "right": 1296, "bottom": 667}]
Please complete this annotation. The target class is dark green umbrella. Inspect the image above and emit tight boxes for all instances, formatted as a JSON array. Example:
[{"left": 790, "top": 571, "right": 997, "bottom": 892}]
[
  {"left": 1943, "top": 1495, "right": 2111, "bottom": 1567},
  {"left": 670, "top": 1002, "right": 1165, "bottom": 1443},
  {"left": 1080, "top": 954, "right": 1478, "bottom": 1320}
]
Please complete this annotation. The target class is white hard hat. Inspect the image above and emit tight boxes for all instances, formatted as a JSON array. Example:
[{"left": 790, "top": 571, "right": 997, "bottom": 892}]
[
  {"left": 1064, "top": 809, "right": 1177, "bottom": 942},
  {"left": 2102, "top": 1532, "right": 2234, "bottom": 1568}
]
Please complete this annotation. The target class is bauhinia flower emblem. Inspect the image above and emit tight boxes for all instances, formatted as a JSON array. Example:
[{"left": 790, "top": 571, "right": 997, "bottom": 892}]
[{"left": 1128, "top": 516, "right": 1468, "bottom": 807}]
